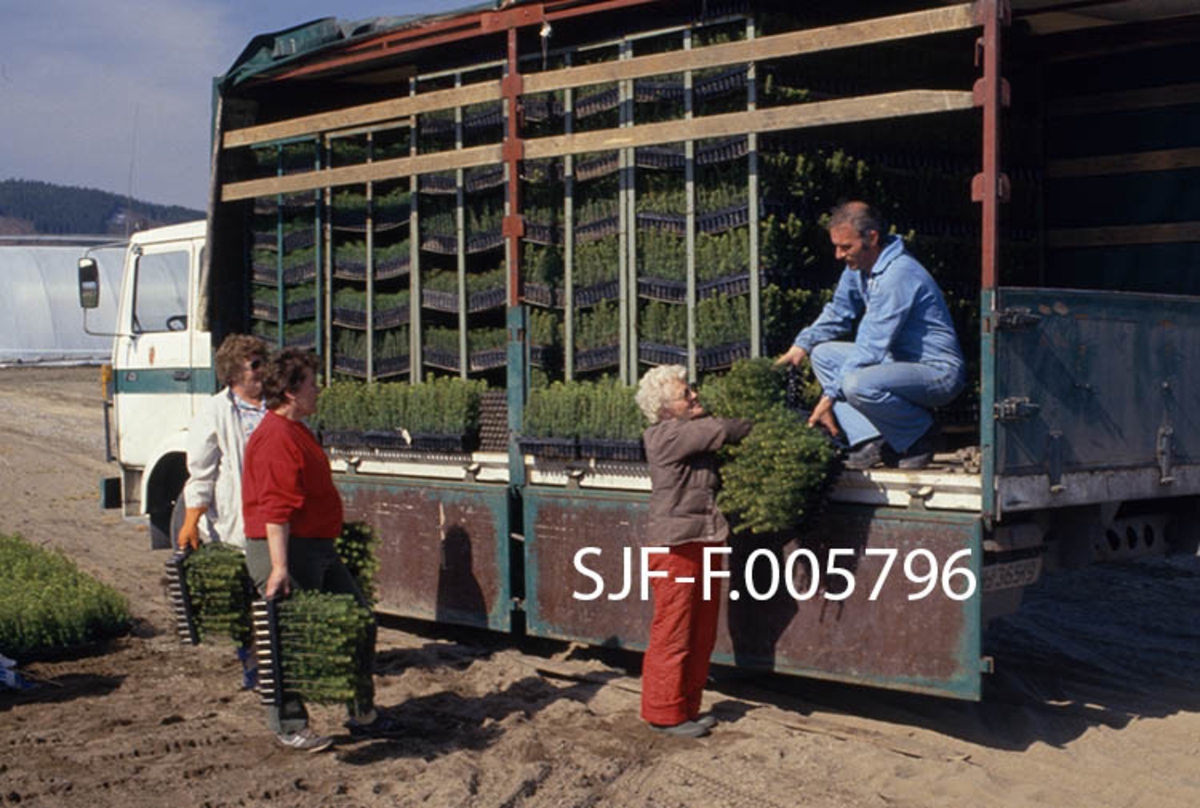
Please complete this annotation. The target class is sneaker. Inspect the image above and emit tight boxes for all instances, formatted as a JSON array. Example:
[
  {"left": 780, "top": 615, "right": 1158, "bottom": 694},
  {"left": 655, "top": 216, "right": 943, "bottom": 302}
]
[
  {"left": 694, "top": 713, "right": 718, "bottom": 730},
  {"left": 276, "top": 727, "right": 333, "bottom": 753},
  {"left": 895, "top": 425, "right": 938, "bottom": 470},
  {"left": 346, "top": 711, "right": 406, "bottom": 739},
  {"left": 649, "top": 719, "right": 710, "bottom": 738},
  {"left": 844, "top": 437, "right": 887, "bottom": 470}
]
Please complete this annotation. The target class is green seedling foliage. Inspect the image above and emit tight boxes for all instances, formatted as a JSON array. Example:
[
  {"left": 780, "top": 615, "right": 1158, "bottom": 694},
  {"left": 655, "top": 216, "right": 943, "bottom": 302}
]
[
  {"left": 336, "top": 522, "right": 380, "bottom": 605},
  {"left": 333, "top": 329, "right": 366, "bottom": 363},
  {"left": 425, "top": 326, "right": 460, "bottom": 355},
  {"left": 529, "top": 309, "right": 560, "bottom": 347},
  {"left": 277, "top": 591, "right": 374, "bottom": 706},
  {"left": 366, "top": 383, "right": 407, "bottom": 432},
  {"left": 314, "top": 380, "right": 369, "bottom": 431},
  {"left": 524, "top": 378, "right": 642, "bottom": 440},
  {"left": 182, "top": 543, "right": 254, "bottom": 646},
  {"left": 701, "top": 359, "right": 839, "bottom": 535},
  {"left": 0, "top": 533, "right": 131, "bottom": 658}
]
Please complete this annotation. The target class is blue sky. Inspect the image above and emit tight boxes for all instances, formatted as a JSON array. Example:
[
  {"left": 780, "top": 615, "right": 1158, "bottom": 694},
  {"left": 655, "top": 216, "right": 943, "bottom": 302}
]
[{"left": 0, "top": 0, "right": 477, "bottom": 211}]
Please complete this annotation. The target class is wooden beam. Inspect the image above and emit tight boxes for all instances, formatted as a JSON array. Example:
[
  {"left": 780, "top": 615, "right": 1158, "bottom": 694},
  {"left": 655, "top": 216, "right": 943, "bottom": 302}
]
[
  {"left": 523, "top": 90, "right": 976, "bottom": 159},
  {"left": 522, "top": 4, "right": 978, "bottom": 94},
  {"left": 221, "top": 90, "right": 974, "bottom": 200},
  {"left": 221, "top": 144, "right": 503, "bottom": 201},
  {"left": 1048, "top": 82, "right": 1200, "bottom": 117},
  {"left": 1047, "top": 147, "right": 1200, "bottom": 178},
  {"left": 221, "top": 3, "right": 978, "bottom": 150},
  {"left": 223, "top": 82, "right": 502, "bottom": 149},
  {"left": 1047, "top": 222, "right": 1200, "bottom": 249}
]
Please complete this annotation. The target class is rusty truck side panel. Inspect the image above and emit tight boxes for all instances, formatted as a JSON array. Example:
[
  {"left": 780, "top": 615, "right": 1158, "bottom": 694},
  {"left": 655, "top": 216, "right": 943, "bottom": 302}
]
[
  {"left": 339, "top": 476, "right": 512, "bottom": 632},
  {"left": 524, "top": 487, "right": 983, "bottom": 699}
]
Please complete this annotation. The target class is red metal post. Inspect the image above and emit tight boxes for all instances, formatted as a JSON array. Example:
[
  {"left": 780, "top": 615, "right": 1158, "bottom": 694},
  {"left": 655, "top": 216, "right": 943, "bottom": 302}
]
[
  {"left": 973, "top": 0, "right": 1010, "bottom": 292},
  {"left": 503, "top": 25, "right": 525, "bottom": 307}
]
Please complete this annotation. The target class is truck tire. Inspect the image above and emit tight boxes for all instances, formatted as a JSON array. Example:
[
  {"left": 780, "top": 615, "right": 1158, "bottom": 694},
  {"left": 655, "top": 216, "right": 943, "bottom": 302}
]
[{"left": 149, "top": 495, "right": 186, "bottom": 551}]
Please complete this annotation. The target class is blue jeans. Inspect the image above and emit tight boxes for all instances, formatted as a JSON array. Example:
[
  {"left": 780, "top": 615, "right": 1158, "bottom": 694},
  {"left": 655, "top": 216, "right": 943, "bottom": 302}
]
[{"left": 809, "top": 342, "right": 965, "bottom": 452}]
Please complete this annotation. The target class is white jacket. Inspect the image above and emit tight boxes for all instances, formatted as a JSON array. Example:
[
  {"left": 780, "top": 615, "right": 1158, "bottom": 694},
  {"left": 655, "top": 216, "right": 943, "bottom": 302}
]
[{"left": 183, "top": 388, "right": 258, "bottom": 550}]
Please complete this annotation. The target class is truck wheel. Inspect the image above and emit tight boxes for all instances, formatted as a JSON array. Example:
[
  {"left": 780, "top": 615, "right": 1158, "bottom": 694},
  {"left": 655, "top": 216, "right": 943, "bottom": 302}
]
[{"left": 149, "top": 496, "right": 186, "bottom": 551}]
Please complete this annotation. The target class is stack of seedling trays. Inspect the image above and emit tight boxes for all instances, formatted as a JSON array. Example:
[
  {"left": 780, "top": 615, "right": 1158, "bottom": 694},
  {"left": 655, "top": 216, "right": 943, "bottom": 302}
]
[
  {"left": 167, "top": 544, "right": 255, "bottom": 647},
  {"left": 253, "top": 593, "right": 374, "bottom": 707}
]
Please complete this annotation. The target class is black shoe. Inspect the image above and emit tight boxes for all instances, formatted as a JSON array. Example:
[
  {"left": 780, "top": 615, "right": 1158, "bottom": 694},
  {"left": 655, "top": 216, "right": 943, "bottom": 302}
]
[
  {"left": 649, "top": 720, "right": 710, "bottom": 738},
  {"left": 346, "top": 711, "right": 405, "bottom": 739},
  {"left": 844, "top": 437, "right": 887, "bottom": 470},
  {"left": 896, "top": 425, "right": 939, "bottom": 470}
]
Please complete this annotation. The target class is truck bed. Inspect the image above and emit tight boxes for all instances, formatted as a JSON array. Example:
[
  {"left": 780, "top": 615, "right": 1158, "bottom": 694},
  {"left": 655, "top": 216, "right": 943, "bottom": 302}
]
[{"left": 328, "top": 447, "right": 983, "bottom": 513}]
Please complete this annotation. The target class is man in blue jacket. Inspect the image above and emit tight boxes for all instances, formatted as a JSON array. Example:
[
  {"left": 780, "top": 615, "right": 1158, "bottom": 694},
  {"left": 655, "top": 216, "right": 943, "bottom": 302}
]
[{"left": 776, "top": 202, "right": 966, "bottom": 470}]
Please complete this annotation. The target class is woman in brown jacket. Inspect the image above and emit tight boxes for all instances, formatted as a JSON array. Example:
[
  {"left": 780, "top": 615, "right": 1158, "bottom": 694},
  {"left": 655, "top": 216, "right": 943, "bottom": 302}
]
[{"left": 635, "top": 365, "right": 751, "bottom": 738}]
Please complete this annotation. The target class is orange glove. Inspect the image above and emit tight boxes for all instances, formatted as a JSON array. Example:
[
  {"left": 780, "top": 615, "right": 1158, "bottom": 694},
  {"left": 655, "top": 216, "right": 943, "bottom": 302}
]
[{"left": 177, "top": 506, "right": 207, "bottom": 551}]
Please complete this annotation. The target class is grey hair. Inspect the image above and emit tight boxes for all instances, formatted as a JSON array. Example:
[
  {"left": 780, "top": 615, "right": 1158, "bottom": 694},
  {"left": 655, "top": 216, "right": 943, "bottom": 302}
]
[
  {"left": 828, "top": 201, "right": 885, "bottom": 239},
  {"left": 636, "top": 364, "right": 688, "bottom": 425}
]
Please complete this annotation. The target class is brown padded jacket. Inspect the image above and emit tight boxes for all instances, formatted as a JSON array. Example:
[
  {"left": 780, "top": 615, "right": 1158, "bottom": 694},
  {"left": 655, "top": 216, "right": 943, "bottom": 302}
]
[{"left": 642, "top": 415, "right": 752, "bottom": 546}]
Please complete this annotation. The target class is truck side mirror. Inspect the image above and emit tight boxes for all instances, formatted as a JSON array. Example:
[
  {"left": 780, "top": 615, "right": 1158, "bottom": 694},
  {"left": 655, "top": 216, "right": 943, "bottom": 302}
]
[{"left": 78, "top": 257, "right": 101, "bottom": 309}]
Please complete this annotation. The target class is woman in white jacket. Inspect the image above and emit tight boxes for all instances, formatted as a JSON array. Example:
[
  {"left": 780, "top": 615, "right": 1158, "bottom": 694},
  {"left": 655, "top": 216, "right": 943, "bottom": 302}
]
[{"left": 177, "top": 333, "right": 268, "bottom": 687}]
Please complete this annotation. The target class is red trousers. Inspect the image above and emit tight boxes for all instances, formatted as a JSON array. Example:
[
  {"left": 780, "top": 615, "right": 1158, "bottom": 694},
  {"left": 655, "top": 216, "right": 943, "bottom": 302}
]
[{"left": 640, "top": 542, "right": 723, "bottom": 726}]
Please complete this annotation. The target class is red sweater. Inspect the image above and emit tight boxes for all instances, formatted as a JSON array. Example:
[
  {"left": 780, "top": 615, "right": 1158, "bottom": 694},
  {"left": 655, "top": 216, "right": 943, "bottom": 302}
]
[{"left": 243, "top": 411, "right": 343, "bottom": 540}]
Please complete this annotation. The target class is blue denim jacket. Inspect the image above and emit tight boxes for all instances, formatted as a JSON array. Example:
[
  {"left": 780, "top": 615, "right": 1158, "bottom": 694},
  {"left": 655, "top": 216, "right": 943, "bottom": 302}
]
[{"left": 793, "top": 235, "right": 964, "bottom": 401}]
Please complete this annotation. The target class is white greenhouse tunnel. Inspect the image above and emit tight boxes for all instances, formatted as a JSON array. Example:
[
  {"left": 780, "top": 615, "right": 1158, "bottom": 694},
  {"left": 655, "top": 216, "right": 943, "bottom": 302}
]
[{"left": 0, "top": 243, "right": 126, "bottom": 365}]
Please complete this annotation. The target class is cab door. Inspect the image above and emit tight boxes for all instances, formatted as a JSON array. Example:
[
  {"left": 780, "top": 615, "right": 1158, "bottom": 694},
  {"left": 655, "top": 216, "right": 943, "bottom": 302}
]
[{"left": 112, "top": 239, "right": 198, "bottom": 470}]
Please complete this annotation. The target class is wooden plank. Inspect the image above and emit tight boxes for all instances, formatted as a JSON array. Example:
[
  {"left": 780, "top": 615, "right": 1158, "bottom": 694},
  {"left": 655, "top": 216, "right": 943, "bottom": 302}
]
[
  {"left": 1047, "top": 222, "right": 1200, "bottom": 249},
  {"left": 221, "top": 3, "right": 977, "bottom": 150},
  {"left": 223, "top": 81, "right": 502, "bottom": 149},
  {"left": 522, "top": 4, "right": 978, "bottom": 93},
  {"left": 220, "top": 144, "right": 503, "bottom": 201},
  {"left": 221, "top": 90, "right": 973, "bottom": 200},
  {"left": 1047, "top": 147, "right": 1200, "bottom": 178},
  {"left": 523, "top": 90, "right": 976, "bottom": 159},
  {"left": 1048, "top": 82, "right": 1200, "bottom": 118}
]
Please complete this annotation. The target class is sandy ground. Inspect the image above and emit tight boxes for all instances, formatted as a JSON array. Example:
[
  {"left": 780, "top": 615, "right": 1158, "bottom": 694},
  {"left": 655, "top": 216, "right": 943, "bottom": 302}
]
[{"left": 3, "top": 366, "right": 1200, "bottom": 807}]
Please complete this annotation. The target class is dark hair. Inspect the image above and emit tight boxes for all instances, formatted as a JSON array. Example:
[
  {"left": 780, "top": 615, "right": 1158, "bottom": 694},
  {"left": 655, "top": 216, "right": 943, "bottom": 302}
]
[
  {"left": 262, "top": 348, "right": 318, "bottom": 410},
  {"left": 215, "top": 334, "right": 268, "bottom": 387},
  {"left": 828, "top": 201, "right": 885, "bottom": 239}
]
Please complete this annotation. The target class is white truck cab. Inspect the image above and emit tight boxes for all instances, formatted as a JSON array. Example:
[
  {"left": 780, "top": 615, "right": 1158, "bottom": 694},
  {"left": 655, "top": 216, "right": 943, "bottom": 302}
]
[{"left": 79, "top": 220, "right": 211, "bottom": 548}]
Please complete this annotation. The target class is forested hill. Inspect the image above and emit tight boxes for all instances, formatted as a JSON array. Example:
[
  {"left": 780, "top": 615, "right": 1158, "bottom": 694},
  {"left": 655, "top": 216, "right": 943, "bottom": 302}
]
[{"left": 0, "top": 179, "right": 203, "bottom": 236}]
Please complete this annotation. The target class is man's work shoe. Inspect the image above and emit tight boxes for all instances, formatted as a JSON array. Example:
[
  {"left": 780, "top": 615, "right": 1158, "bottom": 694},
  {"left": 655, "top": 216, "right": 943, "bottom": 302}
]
[
  {"left": 896, "top": 425, "right": 938, "bottom": 470},
  {"left": 843, "top": 437, "right": 887, "bottom": 470},
  {"left": 649, "top": 719, "right": 710, "bottom": 738}
]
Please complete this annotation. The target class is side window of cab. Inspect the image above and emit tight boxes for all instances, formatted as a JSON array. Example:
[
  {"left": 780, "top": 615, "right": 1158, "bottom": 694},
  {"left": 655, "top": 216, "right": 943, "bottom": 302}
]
[{"left": 132, "top": 250, "right": 189, "bottom": 333}]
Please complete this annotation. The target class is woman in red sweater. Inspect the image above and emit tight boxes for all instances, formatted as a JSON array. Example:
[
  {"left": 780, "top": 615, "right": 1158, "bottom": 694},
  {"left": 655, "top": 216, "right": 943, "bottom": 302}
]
[{"left": 242, "top": 348, "right": 400, "bottom": 752}]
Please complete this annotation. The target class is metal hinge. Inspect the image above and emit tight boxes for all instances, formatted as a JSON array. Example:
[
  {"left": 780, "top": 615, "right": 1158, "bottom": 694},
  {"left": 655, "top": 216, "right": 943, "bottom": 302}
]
[
  {"left": 1046, "top": 431, "right": 1064, "bottom": 493},
  {"left": 1157, "top": 426, "right": 1175, "bottom": 485},
  {"left": 991, "top": 307, "right": 1042, "bottom": 331},
  {"left": 994, "top": 397, "right": 1041, "bottom": 422}
]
